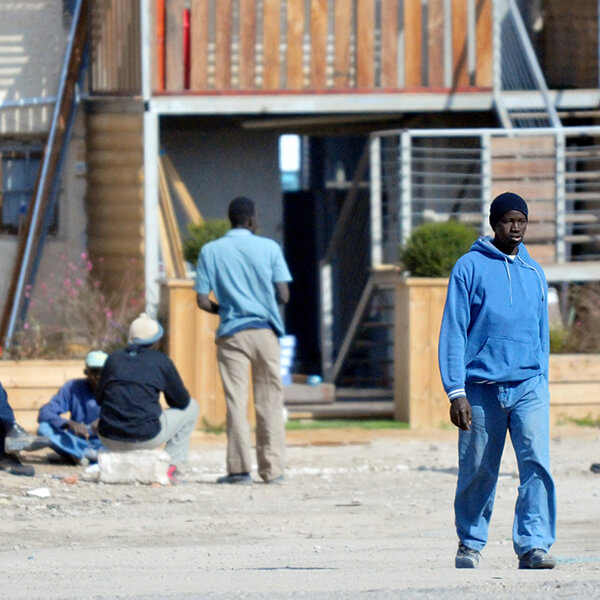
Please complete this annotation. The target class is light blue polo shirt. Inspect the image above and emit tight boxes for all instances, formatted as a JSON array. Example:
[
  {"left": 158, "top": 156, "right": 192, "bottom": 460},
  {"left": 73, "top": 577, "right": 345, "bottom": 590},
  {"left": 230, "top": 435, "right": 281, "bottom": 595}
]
[{"left": 195, "top": 228, "right": 292, "bottom": 338}]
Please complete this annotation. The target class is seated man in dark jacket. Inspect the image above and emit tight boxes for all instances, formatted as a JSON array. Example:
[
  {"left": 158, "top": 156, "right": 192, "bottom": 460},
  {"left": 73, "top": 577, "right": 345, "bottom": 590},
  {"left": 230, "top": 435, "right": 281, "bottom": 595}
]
[{"left": 96, "top": 313, "right": 198, "bottom": 483}]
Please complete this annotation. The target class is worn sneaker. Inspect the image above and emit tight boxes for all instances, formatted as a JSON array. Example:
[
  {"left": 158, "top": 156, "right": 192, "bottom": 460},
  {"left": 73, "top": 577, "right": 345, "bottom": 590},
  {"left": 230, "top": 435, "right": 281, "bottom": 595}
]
[
  {"left": 455, "top": 543, "right": 481, "bottom": 568},
  {"left": 4, "top": 422, "right": 49, "bottom": 453},
  {"left": 518, "top": 548, "right": 556, "bottom": 570},
  {"left": 0, "top": 452, "right": 35, "bottom": 476},
  {"left": 216, "top": 472, "right": 253, "bottom": 485}
]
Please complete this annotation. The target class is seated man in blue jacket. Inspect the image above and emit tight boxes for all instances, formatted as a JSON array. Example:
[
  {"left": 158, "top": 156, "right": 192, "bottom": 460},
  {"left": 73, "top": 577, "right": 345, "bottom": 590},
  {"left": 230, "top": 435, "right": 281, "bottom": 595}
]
[{"left": 37, "top": 350, "right": 108, "bottom": 464}]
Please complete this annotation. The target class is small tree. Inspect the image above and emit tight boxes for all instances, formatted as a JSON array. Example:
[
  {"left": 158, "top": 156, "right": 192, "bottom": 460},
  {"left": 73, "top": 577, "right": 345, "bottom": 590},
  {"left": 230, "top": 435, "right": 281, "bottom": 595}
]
[
  {"left": 183, "top": 219, "right": 230, "bottom": 265},
  {"left": 399, "top": 221, "right": 478, "bottom": 277}
]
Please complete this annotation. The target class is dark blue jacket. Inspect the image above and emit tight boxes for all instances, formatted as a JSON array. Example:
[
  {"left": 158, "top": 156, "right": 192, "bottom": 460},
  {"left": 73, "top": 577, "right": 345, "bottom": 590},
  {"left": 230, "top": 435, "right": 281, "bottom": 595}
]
[{"left": 38, "top": 378, "right": 100, "bottom": 429}]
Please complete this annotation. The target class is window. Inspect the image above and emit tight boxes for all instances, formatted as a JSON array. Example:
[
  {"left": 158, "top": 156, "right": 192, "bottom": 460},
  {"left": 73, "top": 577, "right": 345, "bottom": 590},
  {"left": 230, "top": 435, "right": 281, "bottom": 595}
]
[{"left": 0, "top": 148, "right": 56, "bottom": 235}]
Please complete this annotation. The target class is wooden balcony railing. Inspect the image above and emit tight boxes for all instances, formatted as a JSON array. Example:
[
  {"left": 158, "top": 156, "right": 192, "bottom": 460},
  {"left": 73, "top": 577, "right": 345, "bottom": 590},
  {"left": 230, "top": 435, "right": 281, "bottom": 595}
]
[{"left": 90, "top": 0, "right": 493, "bottom": 97}]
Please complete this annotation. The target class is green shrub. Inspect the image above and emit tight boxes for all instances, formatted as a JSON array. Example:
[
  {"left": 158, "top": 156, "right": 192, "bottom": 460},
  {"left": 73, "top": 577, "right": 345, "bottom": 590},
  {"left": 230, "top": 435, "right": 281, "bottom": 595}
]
[
  {"left": 183, "top": 219, "right": 230, "bottom": 264},
  {"left": 399, "top": 221, "right": 478, "bottom": 277}
]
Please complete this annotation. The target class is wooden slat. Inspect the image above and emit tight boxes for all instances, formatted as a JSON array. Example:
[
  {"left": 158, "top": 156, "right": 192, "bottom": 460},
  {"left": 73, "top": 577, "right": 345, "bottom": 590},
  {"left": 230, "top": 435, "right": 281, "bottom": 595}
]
[
  {"left": 161, "top": 153, "right": 204, "bottom": 224},
  {"left": 427, "top": 0, "right": 445, "bottom": 87},
  {"left": 153, "top": 0, "right": 165, "bottom": 90},
  {"left": 475, "top": 0, "right": 493, "bottom": 87},
  {"left": 491, "top": 159, "right": 556, "bottom": 178},
  {"left": 88, "top": 219, "right": 144, "bottom": 238},
  {"left": 404, "top": 0, "right": 423, "bottom": 87},
  {"left": 88, "top": 166, "right": 144, "bottom": 186},
  {"left": 333, "top": 0, "right": 352, "bottom": 88},
  {"left": 214, "top": 0, "right": 233, "bottom": 89},
  {"left": 87, "top": 149, "right": 144, "bottom": 168},
  {"left": 491, "top": 136, "right": 556, "bottom": 156},
  {"left": 381, "top": 0, "right": 399, "bottom": 88},
  {"left": 262, "top": 1, "right": 281, "bottom": 89},
  {"left": 88, "top": 131, "right": 144, "bottom": 151},
  {"left": 286, "top": 0, "right": 305, "bottom": 90},
  {"left": 239, "top": 0, "right": 257, "bottom": 89},
  {"left": 451, "top": 0, "right": 469, "bottom": 87},
  {"left": 356, "top": 0, "right": 375, "bottom": 88},
  {"left": 158, "top": 209, "right": 176, "bottom": 279},
  {"left": 550, "top": 382, "right": 600, "bottom": 405},
  {"left": 310, "top": 0, "right": 328, "bottom": 89},
  {"left": 165, "top": 0, "right": 184, "bottom": 90},
  {"left": 87, "top": 237, "right": 145, "bottom": 257},
  {"left": 190, "top": 0, "right": 209, "bottom": 90}
]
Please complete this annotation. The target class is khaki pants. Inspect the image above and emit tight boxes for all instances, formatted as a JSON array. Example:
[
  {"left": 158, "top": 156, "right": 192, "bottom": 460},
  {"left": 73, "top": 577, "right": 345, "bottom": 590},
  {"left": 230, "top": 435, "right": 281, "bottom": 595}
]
[{"left": 216, "top": 329, "right": 286, "bottom": 482}]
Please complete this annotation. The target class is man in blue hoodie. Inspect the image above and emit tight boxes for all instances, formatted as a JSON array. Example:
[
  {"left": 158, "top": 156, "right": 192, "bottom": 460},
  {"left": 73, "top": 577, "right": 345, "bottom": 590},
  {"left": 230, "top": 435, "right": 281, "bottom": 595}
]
[{"left": 438, "top": 192, "right": 556, "bottom": 570}]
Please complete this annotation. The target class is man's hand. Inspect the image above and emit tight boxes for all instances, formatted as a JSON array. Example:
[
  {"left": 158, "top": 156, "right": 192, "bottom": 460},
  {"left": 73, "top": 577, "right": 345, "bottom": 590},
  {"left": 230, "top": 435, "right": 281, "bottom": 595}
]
[
  {"left": 89, "top": 419, "right": 99, "bottom": 436},
  {"left": 450, "top": 396, "right": 472, "bottom": 431},
  {"left": 65, "top": 420, "right": 89, "bottom": 438}
]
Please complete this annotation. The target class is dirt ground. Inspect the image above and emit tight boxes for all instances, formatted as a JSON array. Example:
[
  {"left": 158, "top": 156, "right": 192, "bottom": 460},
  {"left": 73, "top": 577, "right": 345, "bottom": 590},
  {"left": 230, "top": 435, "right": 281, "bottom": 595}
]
[{"left": 1, "top": 424, "right": 599, "bottom": 599}]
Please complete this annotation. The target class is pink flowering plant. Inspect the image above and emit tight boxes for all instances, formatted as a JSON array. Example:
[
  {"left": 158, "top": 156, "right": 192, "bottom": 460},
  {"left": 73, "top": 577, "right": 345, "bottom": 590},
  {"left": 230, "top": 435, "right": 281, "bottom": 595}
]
[{"left": 9, "top": 252, "right": 144, "bottom": 359}]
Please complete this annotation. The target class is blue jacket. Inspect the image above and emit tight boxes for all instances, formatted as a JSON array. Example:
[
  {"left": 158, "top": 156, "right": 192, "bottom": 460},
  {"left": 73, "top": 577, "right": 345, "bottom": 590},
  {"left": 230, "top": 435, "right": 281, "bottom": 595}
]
[
  {"left": 438, "top": 237, "right": 549, "bottom": 401},
  {"left": 38, "top": 378, "right": 100, "bottom": 430}
]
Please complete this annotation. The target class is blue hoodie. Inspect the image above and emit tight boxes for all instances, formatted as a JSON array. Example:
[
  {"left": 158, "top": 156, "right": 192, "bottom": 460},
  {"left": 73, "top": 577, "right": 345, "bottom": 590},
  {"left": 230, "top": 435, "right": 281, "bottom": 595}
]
[{"left": 438, "top": 236, "right": 549, "bottom": 402}]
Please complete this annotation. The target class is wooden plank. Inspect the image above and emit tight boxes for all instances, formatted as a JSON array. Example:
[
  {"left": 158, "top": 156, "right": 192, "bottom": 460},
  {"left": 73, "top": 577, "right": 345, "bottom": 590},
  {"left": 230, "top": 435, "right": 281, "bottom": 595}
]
[
  {"left": 550, "top": 383, "right": 600, "bottom": 405},
  {"left": 551, "top": 356, "right": 600, "bottom": 382},
  {"left": 491, "top": 135, "right": 556, "bottom": 156},
  {"left": 491, "top": 159, "right": 556, "bottom": 178},
  {"left": 490, "top": 183, "right": 556, "bottom": 202},
  {"left": 158, "top": 209, "right": 176, "bottom": 279},
  {"left": 333, "top": 0, "right": 352, "bottom": 88},
  {"left": 87, "top": 237, "right": 145, "bottom": 256},
  {"left": 310, "top": 0, "right": 328, "bottom": 89},
  {"left": 451, "top": 0, "right": 469, "bottom": 87},
  {"left": 87, "top": 112, "right": 144, "bottom": 133},
  {"left": 165, "top": 0, "right": 184, "bottom": 90},
  {"left": 526, "top": 244, "right": 556, "bottom": 263},
  {"left": 262, "top": 1, "right": 281, "bottom": 89},
  {"left": 87, "top": 186, "right": 144, "bottom": 206},
  {"left": 88, "top": 167, "right": 144, "bottom": 186},
  {"left": 88, "top": 220, "right": 145, "bottom": 238},
  {"left": 404, "top": 0, "right": 423, "bottom": 87},
  {"left": 427, "top": 0, "right": 445, "bottom": 87},
  {"left": 214, "top": 0, "right": 233, "bottom": 89},
  {"left": 190, "top": 0, "right": 209, "bottom": 90},
  {"left": 239, "top": 0, "right": 257, "bottom": 89},
  {"left": 161, "top": 154, "right": 204, "bottom": 225},
  {"left": 475, "top": 0, "right": 493, "bottom": 87},
  {"left": 356, "top": 0, "right": 375, "bottom": 88},
  {"left": 153, "top": 0, "right": 165, "bottom": 91},
  {"left": 87, "top": 149, "right": 144, "bottom": 168},
  {"left": 381, "top": 0, "right": 399, "bottom": 88},
  {"left": 286, "top": 0, "right": 305, "bottom": 90},
  {"left": 87, "top": 132, "right": 144, "bottom": 151}
]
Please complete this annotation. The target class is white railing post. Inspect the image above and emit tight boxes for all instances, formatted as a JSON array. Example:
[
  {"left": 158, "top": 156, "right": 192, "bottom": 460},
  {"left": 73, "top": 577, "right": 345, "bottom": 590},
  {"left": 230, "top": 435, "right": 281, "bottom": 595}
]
[
  {"left": 555, "top": 131, "right": 567, "bottom": 263},
  {"left": 370, "top": 135, "right": 382, "bottom": 268},
  {"left": 481, "top": 132, "right": 492, "bottom": 235},
  {"left": 319, "top": 263, "right": 334, "bottom": 381},
  {"left": 399, "top": 131, "right": 412, "bottom": 248}
]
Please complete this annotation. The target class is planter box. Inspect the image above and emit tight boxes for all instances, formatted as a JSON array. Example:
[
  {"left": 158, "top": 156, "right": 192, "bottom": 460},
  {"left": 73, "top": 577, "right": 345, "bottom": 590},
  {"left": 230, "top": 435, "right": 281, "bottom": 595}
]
[
  {"left": 0, "top": 360, "right": 83, "bottom": 431},
  {"left": 394, "top": 276, "right": 600, "bottom": 428}
]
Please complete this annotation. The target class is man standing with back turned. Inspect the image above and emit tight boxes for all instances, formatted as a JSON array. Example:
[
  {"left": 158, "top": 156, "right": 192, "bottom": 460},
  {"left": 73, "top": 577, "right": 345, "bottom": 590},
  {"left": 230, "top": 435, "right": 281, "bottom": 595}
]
[
  {"left": 195, "top": 196, "right": 292, "bottom": 485},
  {"left": 438, "top": 192, "right": 556, "bottom": 570}
]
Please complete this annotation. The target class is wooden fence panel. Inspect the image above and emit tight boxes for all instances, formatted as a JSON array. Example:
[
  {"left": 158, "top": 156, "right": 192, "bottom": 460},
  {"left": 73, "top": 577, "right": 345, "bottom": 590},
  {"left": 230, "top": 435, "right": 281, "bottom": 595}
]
[
  {"left": 356, "top": 0, "right": 375, "bottom": 87},
  {"left": 262, "top": 1, "right": 281, "bottom": 89},
  {"left": 310, "top": 0, "right": 329, "bottom": 89},
  {"left": 333, "top": 0, "right": 353, "bottom": 87},
  {"left": 165, "top": 0, "right": 184, "bottom": 90},
  {"left": 190, "top": 0, "right": 209, "bottom": 89},
  {"left": 381, "top": 0, "right": 399, "bottom": 88},
  {"left": 475, "top": 0, "right": 493, "bottom": 86},
  {"left": 427, "top": 0, "right": 445, "bottom": 87},
  {"left": 239, "top": 0, "right": 257, "bottom": 89},
  {"left": 451, "top": 0, "right": 469, "bottom": 87},
  {"left": 287, "top": 0, "right": 306, "bottom": 89},
  {"left": 404, "top": 0, "right": 423, "bottom": 87},
  {"left": 215, "top": 0, "right": 233, "bottom": 89}
]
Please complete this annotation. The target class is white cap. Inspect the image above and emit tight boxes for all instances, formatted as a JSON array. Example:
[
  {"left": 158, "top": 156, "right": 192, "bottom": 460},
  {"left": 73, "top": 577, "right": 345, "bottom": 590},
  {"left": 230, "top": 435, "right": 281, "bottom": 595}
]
[
  {"left": 85, "top": 350, "right": 108, "bottom": 369},
  {"left": 128, "top": 313, "right": 164, "bottom": 345}
]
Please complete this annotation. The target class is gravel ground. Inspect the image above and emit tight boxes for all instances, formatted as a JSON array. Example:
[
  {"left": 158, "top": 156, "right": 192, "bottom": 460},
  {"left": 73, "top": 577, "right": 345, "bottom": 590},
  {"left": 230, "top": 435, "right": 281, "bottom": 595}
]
[{"left": 0, "top": 425, "right": 599, "bottom": 599}]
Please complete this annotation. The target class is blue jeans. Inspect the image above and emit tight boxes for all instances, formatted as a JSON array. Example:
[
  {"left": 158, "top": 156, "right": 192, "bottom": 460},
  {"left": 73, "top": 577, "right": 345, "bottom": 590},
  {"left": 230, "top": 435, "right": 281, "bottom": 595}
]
[
  {"left": 0, "top": 383, "right": 15, "bottom": 454},
  {"left": 455, "top": 374, "right": 556, "bottom": 557},
  {"left": 37, "top": 422, "right": 104, "bottom": 462}
]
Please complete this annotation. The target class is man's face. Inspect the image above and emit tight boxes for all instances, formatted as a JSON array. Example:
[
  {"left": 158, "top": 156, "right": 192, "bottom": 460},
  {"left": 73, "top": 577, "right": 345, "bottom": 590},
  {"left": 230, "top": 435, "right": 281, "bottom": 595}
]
[
  {"left": 493, "top": 210, "right": 528, "bottom": 254},
  {"left": 85, "top": 367, "right": 102, "bottom": 391}
]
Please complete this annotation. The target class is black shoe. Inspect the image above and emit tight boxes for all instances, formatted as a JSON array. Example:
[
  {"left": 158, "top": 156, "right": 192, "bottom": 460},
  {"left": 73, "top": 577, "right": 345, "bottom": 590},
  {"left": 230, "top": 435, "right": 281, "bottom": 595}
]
[
  {"left": 0, "top": 453, "right": 35, "bottom": 476},
  {"left": 455, "top": 543, "right": 481, "bottom": 568},
  {"left": 518, "top": 548, "right": 556, "bottom": 570},
  {"left": 591, "top": 463, "right": 600, "bottom": 474},
  {"left": 216, "top": 472, "right": 253, "bottom": 485},
  {"left": 4, "top": 422, "right": 49, "bottom": 453}
]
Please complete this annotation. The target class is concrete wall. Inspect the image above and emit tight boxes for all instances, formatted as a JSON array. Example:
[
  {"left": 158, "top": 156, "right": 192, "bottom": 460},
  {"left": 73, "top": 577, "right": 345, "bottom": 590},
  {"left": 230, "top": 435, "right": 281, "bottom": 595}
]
[
  {"left": 0, "top": 1, "right": 69, "bottom": 135},
  {"left": 160, "top": 121, "right": 284, "bottom": 246}
]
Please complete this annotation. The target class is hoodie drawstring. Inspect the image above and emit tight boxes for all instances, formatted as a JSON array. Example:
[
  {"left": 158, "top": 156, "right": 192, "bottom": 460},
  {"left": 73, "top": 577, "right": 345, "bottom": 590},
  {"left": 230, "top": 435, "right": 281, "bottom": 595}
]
[{"left": 503, "top": 257, "right": 513, "bottom": 306}]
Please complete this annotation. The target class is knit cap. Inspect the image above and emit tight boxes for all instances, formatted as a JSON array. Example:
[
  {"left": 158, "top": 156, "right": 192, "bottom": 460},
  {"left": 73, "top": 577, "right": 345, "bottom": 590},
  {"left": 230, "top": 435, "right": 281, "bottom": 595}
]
[
  {"left": 128, "top": 313, "right": 164, "bottom": 345},
  {"left": 489, "top": 192, "right": 528, "bottom": 229}
]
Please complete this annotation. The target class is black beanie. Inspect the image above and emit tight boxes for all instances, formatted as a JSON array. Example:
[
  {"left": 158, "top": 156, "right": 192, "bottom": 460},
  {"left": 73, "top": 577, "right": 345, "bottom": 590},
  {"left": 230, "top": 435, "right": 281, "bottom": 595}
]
[{"left": 489, "top": 192, "right": 528, "bottom": 229}]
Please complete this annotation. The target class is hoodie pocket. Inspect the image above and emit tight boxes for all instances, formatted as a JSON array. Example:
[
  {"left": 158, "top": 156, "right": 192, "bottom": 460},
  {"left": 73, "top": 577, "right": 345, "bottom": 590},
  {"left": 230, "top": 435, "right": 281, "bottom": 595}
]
[{"left": 469, "top": 336, "right": 540, "bottom": 375}]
